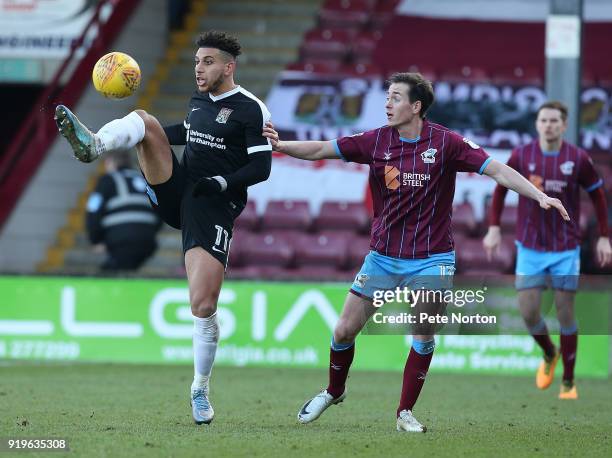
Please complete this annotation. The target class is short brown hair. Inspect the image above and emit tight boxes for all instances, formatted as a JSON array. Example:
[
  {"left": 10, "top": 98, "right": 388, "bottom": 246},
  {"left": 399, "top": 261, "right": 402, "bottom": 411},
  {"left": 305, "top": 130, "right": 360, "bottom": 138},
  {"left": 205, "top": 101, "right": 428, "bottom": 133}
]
[
  {"left": 196, "top": 30, "right": 241, "bottom": 59},
  {"left": 387, "top": 72, "right": 435, "bottom": 119},
  {"left": 537, "top": 100, "right": 568, "bottom": 121}
]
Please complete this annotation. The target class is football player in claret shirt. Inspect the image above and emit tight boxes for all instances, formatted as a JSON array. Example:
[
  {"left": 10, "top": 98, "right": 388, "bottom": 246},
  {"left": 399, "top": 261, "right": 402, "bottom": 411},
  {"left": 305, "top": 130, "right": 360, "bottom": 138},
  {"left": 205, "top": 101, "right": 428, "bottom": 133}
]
[
  {"left": 483, "top": 101, "right": 611, "bottom": 400},
  {"left": 263, "top": 72, "right": 569, "bottom": 432},
  {"left": 55, "top": 31, "right": 273, "bottom": 425}
]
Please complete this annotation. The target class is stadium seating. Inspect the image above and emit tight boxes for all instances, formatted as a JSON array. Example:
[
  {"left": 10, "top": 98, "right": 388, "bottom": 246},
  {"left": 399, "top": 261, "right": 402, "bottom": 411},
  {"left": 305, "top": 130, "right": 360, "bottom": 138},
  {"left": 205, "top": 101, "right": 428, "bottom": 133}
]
[
  {"left": 452, "top": 202, "right": 479, "bottom": 237},
  {"left": 350, "top": 30, "right": 383, "bottom": 63},
  {"left": 491, "top": 65, "right": 544, "bottom": 86},
  {"left": 300, "top": 28, "right": 353, "bottom": 61},
  {"left": 294, "top": 231, "right": 350, "bottom": 269},
  {"left": 318, "top": 0, "right": 374, "bottom": 29},
  {"left": 261, "top": 200, "right": 312, "bottom": 231},
  {"left": 234, "top": 200, "right": 259, "bottom": 231},
  {"left": 315, "top": 201, "right": 370, "bottom": 233},
  {"left": 240, "top": 231, "right": 295, "bottom": 268},
  {"left": 347, "top": 234, "right": 371, "bottom": 268},
  {"left": 455, "top": 234, "right": 515, "bottom": 274},
  {"left": 439, "top": 66, "right": 490, "bottom": 84}
]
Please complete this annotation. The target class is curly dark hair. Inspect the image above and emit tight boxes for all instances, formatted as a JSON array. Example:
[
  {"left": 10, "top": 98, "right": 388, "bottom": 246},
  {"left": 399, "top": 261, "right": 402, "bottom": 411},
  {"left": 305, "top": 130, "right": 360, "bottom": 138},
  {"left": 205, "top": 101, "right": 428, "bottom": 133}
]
[{"left": 196, "top": 31, "right": 242, "bottom": 59}]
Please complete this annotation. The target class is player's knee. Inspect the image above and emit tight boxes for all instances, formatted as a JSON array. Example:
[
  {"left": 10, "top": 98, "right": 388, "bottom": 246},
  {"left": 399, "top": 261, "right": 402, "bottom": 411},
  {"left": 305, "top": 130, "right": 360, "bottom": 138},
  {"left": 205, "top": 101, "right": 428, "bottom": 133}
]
[
  {"left": 133, "top": 109, "right": 160, "bottom": 137},
  {"left": 333, "top": 321, "right": 358, "bottom": 344},
  {"left": 190, "top": 293, "right": 218, "bottom": 318}
]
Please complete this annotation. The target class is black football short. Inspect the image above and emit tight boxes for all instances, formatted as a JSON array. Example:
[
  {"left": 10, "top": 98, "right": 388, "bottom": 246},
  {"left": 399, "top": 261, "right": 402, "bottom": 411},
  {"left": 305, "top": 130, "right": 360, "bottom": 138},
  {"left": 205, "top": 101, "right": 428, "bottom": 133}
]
[{"left": 144, "top": 151, "right": 242, "bottom": 267}]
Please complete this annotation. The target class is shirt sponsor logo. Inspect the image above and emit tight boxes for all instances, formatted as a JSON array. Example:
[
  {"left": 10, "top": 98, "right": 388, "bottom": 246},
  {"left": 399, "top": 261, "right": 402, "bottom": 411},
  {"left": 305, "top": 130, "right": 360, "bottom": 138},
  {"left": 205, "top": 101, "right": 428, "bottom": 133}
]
[
  {"left": 529, "top": 174, "right": 544, "bottom": 192},
  {"left": 215, "top": 107, "right": 233, "bottom": 124},
  {"left": 384, "top": 151, "right": 392, "bottom": 160},
  {"left": 384, "top": 165, "right": 401, "bottom": 190},
  {"left": 402, "top": 172, "right": 430, "bottom": 187},
  {"left": 421, "top": 148, "right": 437, "bottom": 164},
  {"left": 545, "top": 179, "right": 567, "bottom": 193},
  {"left": 560, "top": 161, "right": 574, "bottom": 176},
  {"left": 384, "top": 165, "right": 431, "bottom": 189}
]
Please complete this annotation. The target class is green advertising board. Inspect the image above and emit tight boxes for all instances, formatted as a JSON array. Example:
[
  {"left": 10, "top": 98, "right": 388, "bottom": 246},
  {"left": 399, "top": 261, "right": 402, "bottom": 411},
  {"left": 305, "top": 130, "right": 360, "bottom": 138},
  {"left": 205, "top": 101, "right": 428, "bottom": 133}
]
[{"left": 0, "top": 276, "right": 608, "bottom": 377}]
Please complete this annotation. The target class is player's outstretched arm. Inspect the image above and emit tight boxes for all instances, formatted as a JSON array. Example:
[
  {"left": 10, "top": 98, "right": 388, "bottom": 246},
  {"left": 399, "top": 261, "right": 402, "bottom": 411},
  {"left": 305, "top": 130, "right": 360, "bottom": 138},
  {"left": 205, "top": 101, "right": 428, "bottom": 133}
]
[
  {"left": 482, "top": 159, "right": 570, "bottom": 221},
  {"left": 263, "top": 122, "right": 338, "bottom": 161}
]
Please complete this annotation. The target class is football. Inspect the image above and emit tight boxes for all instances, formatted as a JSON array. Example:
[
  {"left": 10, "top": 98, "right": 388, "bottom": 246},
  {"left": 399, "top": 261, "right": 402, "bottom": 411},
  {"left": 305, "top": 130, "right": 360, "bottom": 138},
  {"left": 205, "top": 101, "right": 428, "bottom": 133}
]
[{"left": 92, "top": 51, "right": 141, "bottom": 99}]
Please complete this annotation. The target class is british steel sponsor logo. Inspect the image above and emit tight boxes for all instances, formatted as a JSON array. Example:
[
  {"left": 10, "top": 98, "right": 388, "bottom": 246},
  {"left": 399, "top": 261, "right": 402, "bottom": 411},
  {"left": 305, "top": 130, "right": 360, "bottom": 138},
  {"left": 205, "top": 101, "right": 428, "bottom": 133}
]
[
  {"left": 384, "top": 165, "right": 401, "bottom": 190},
  {"left": 403, "top": 172, "right": 430, "bottom": 187},
  {"left": 529, "top": 174, "right": 544, "bottom": 192},
  {"left": 384, "top": 166, "right": 431, "bottom": 189},
  {"left": 545, "top": 180, "right": 567, "bottom": 193}
]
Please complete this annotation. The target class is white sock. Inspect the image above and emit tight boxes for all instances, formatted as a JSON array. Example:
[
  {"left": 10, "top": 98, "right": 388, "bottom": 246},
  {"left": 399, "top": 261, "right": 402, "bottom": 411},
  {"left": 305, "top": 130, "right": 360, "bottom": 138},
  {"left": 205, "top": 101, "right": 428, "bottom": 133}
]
[
  {"left": 96, "top": 111, "right": 145, "bottom": 153},
  {"left": 191, "top": 313, "right": 219, "bottom": 392}
]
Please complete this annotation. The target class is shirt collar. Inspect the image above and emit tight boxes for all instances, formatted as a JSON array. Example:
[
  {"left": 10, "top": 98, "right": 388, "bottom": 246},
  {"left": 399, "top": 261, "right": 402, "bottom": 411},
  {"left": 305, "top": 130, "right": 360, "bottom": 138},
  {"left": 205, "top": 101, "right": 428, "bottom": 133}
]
[{"left": 209, "top": 85, "right": 241, "bottom": 102}]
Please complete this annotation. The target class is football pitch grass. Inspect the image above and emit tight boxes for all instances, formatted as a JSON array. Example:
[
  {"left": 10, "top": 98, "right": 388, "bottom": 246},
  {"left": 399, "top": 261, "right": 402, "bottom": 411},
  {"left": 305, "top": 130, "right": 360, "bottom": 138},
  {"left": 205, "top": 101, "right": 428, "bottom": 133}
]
[{"left": 2, "top": 363, "right": 611, "bottom": 457}]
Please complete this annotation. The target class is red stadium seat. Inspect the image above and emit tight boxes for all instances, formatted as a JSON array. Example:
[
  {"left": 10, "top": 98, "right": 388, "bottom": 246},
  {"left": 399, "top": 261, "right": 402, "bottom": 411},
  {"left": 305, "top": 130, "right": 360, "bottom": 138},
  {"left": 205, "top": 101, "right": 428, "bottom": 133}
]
[
  {"left": 370, "top": 0, "right": 400, "bottom": 29},
  {"left": 492, "top": 66, "right": 544, "bottom": 86},
  {"left": 294, "top": 231, "right": 350, "bottom": 269},
  {"left": 319, "top": 0, "right": 375, "bottom": 29},
  {"left": 227, "top": 229, "right": 251, "bottom": 267},
  {"left": 347, "top": 235, "right": 371, "bottom": 268},
  {"left": 439, "top": 66, "right": 490, "bottom": 83},
  {"left": 452, "top": 202, "right": 479, "bottom": 237},
  {"left": 494, "top": 205, "right": 518, "bottom": 233},
  {"left": 455, "top": 234, "right": 515, "bottom": 274},
  {"left": 241, "top": 231, "right": 295, "bottom": 267},
  {"left": 261, "top": 200, "right": 312, "bottom": 231},
  {"left": 233, "top": 200, "right": 259, "bottom": 231},
  {"left": 340, "top": 62, "right": 383, "bottom": 77},
  {"left": 286, "top": 59, "right": 342, "bottom": 74},
  {"left": 286, "top": 266, "right": 353, "bottom": 282},
  {"left": 300, "top": 28, "right": 353, "bottom": 61},
  {"left": 350, "top": 30, "right": 383, "bottom": 62},
  {"left": 315, "top": 201, "right": 370, "bottom": 233}
]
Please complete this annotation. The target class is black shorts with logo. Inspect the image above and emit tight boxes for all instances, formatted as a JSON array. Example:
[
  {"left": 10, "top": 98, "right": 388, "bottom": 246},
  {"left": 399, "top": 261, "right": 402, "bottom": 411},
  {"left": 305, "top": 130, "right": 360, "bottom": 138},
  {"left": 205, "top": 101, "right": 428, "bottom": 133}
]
[{"left": 144, "top": 151, "right": 243, "bottom": 267}]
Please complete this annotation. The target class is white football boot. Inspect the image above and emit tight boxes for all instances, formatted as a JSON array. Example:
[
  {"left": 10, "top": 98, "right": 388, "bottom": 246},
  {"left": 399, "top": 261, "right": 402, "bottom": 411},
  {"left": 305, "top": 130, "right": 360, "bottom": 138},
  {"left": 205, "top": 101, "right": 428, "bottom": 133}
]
[
  {"left": 191, "top": 387, "right": 214, "bottom": 425},
  {"left": 54, "top": 104, "right": 104, "bottom": 163},
  {"left": 297, "top": 389, "right": 346, "bottom": 424},
  {"left": 396, "top": 409, "right": 426, "bottom": 433}
]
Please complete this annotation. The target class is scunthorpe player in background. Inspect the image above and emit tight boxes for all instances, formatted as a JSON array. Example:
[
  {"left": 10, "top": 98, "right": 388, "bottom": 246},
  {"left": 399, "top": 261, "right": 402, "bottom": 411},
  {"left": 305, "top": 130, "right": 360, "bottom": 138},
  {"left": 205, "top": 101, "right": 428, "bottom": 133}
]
[
  {"left": 263, "top": 72, "right": 569, "bottom": 432},
  {"left": 55, "top": 31, "right": 273, "bottom": 425},
  {"left": 483, "top": 100, "right": 611, "bottom": 400}
]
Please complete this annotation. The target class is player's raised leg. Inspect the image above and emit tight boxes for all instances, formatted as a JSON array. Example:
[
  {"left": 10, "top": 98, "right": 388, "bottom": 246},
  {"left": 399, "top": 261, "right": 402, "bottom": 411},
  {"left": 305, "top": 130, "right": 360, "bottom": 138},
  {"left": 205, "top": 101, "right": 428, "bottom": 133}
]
[
  {"left": 297, "top": 292, "right": 375, "bottom": 424},
  {"left": 55, "top": 105, "right": 147, "bottom": 164},
  {"left": 555, "top": 290, "right": 578, "bottom": 399},
  {"left": 185, "top": 247, "right": 224, "bottom": 424}
]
